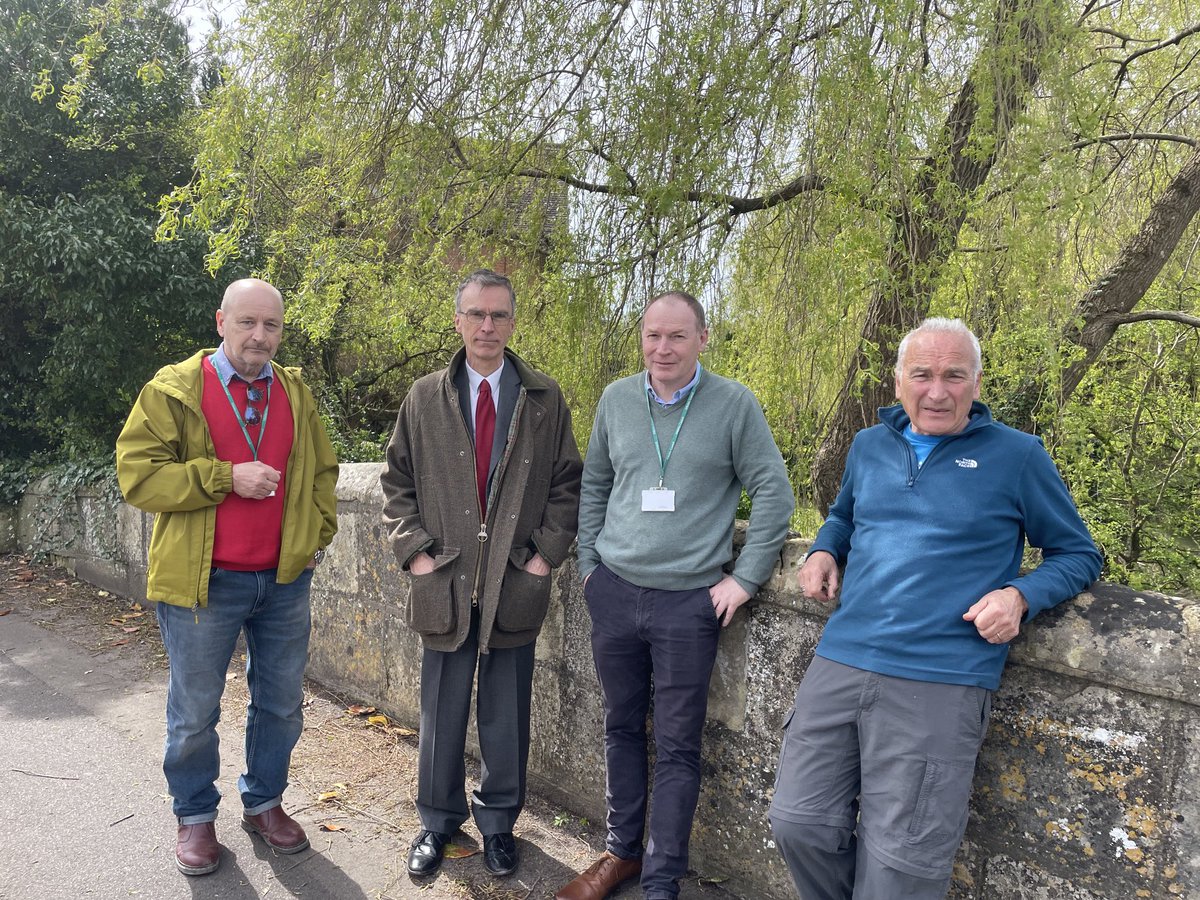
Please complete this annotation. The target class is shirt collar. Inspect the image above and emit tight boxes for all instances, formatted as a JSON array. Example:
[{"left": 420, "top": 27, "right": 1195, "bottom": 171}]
[
  {"left": 211, "top": 345, "right": 274, "bottom": 386},
  {"left": 466, "top": 360, "right": 504, "bottom": 395},
  {"left": 646, "top": 363, "right": 702, "bottom": 407}
]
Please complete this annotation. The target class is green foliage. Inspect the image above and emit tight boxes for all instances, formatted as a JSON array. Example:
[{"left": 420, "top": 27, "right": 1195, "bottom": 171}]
[
  {"left": 0, "top": 456, "right": 42, "bottom": 506},
  {"left": 0, "top": 0, "right": 232, "bottom": 457},
  {"left": 0, "top": 453, "right": 122, "bottom": 562},
  {"left": 76, "top": 0, "right": 1200, "bottom": 591},
  {"left": 0, "top": 193, "right": 222, "bottom": 454},
  {"left": 1052, "top": 326, "right": 1200, "bottom": 595}
]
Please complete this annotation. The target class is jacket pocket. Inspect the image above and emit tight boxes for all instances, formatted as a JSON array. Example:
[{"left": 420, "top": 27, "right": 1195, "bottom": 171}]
[
  {"left": 406, "top": 547, "right": 460, "bottom": 636},
  {"left": 494, "top": 556, "right": 552, "bottom": 633}
]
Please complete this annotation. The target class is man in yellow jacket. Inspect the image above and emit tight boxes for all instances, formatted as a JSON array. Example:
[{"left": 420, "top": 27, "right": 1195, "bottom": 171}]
[{"left": 116, "top": 278, "right": 338, "bottom": 877}]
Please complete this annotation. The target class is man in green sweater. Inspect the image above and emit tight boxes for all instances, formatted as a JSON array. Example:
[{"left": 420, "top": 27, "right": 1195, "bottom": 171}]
[{"left": 556, "top": 291, "right": 794, "bottom": 900}]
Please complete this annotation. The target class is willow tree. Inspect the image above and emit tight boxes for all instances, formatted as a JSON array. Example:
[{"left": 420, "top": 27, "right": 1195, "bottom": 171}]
[{"left": 157, "top": 0, "right": 1200, "bottom": 588}]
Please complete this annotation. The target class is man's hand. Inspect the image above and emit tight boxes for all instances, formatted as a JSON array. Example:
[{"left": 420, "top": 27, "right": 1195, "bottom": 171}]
[
  {"left": 231, "top": 461, "right": 281, "bottom": 500},
  {"left": 408, "top": 551, "right": 436, "bottom": 576},
  {"left": 523, "top": 552, "right": 551, "bottom": 577},
  {"left": 963, "top": 586, "right": 1028, "bottom": 644},
  {"left": 797, "top": 550, "right": 839, "bottom": 603},
  {"left": 710, "top": 575, "right": 751, "bottom": 627}
]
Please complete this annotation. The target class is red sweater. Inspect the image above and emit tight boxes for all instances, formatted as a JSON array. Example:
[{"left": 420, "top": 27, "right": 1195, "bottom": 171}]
[{"left": 201, "top": 357, "right": 295, "bottom": 570}]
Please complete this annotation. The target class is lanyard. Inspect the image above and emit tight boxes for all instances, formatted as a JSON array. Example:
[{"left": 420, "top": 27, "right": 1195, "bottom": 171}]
[
  {"left": 646, "top": 382, "right": 696, "bottom": 488},
  {"left": 219, "top": 377, "right": 271, "bottom": 460}
]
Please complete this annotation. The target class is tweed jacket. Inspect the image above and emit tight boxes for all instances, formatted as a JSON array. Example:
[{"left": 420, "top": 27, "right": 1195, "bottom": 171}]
[{"left": 380, "top": 348, "right": 582, "bottom": 653}]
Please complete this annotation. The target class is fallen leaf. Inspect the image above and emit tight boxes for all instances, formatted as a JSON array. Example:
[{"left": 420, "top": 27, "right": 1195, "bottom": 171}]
[
  {"left": 17, "top": 570, "right": 35, "bottom": 582},
  {"left": 121, "top": 626, "right": 141, "bottom": 634},
  {"left": 45, "top": 597, "right": 57, "bottom": 603},
  {"left": 98, "top": 590, "right": 110, "bottom": 597},
  {"left": 698, "top": 876, "right": 728, "bottom": 885},
  {"left": 120, "top": 611, "right": 146, "bottom": 620},
  {"left": 318, "top": 790, "right": 341, "bottom": 802},
  {"left": 131, "top": 602, "right": 144, "bottom": 611},
  {"left": 393, "top": 727, "right": 416, "bottom": 737},
  {"left": 318, "top": 823, "right": 347, "bottom": 832},
  {"left": 0, "top": 609, "right": 11, "bottom": 617},
  {"left": 443, "top": 843, "right": 479, "bottom": 859},
  {"left": 346, "top": 705, "right": 376, "bottom": 716},
  {"left": 109, "top": 639, "right": 129, "bottom": 647},
  {"left": 367, "top": 714, "right": 390, "bottom": 726}
]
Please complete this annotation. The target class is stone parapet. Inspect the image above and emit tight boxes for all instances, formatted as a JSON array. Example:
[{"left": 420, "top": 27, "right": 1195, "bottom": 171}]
[{"left": 7, "top": 461, "right": 1197, "bottom": 898}]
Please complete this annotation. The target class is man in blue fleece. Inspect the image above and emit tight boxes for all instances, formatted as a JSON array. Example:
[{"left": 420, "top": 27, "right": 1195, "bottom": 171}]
[{"left": 769, "top": 318, "right": 1101, "bottom": 899}]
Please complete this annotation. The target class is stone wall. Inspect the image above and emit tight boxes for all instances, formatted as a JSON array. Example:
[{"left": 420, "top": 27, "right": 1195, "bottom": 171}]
[{"left": 6, "top": 464, "right": 1198, "bottom": 899}]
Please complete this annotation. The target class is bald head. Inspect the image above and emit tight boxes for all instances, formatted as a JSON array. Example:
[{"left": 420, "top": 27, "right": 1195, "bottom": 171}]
[{"left": 221, "top": 278, "right": 283, "bottom": 315}]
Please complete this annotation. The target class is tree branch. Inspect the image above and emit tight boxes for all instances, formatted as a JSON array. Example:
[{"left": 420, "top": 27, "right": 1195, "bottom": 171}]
[
  {"left": 1071, "top": 131, "right": 1199, "bottom": 151},
  {"left": 1106, "top": 310, "right": 1200, "bottom": 329},
  {"left": 1114, "top": 22, "right": 1200, "bottom": 91},
  {"left": 512, "top": 166, "right": 826, "bottom": 215}
]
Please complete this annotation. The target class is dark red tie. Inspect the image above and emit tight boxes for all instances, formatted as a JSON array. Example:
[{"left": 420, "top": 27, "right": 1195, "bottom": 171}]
[{"left": 475, "top": 379, "right": 495, "bottom": 513}]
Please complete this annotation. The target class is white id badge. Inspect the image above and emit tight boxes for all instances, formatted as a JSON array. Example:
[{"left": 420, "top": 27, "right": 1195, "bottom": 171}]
[{"left": 641, "top": 488, "right": 676, "bottom": 512}]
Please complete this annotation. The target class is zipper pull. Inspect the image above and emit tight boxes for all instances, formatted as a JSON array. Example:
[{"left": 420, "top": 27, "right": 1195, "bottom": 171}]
[{"left": 478, "top": 523, "right": 488, "bottom": 543}]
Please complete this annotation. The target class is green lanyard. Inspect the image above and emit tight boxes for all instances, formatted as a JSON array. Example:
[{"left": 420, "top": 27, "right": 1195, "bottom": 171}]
[
  {"left": 646, "top": 382, "right": 696, "bottom": 488},
  {"left": 219, "top": 377, "right": 271, "bottom": 460}
]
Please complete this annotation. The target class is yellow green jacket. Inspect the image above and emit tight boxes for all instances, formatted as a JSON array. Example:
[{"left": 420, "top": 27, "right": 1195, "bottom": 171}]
[{"left": 115, "top": 349, "right": 339, "bottom": 608}]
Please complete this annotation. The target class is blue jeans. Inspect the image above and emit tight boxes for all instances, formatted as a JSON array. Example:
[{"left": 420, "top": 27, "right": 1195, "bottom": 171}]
[
  {"left": 586, "top": 563, "right": 721, "bottom": 900},
  {"left": 156, "top": 567, "right": 313, "bottom": 824}
]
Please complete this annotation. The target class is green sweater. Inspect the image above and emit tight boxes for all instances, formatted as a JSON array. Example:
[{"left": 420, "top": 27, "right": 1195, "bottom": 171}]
[{"left": 577, "top": 368, "right": 794, "bottom": 594}]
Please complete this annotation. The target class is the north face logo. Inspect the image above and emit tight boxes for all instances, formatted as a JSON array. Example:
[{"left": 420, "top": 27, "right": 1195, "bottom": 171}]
[{"left": 955, "top": 458, "right": 978, "bottom": 468}]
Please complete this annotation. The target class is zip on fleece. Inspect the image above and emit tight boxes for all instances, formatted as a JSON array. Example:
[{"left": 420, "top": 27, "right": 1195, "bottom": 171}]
[{"left": 887, "top": 419, "right": 979, "bottom": 487}]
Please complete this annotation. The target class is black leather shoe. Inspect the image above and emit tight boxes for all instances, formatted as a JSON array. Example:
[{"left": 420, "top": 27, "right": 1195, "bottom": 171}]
[
  {"left": 483, "top": 832, "right": 518, "bottom": 876},
  {"left": 407, "top": 829, "right": 450, "bottom": 876}
]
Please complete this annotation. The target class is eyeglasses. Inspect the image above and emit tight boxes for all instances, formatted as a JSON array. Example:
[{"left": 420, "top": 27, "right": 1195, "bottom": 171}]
[
  {"left": 457, "top": 309, "right": 514, "bottom": 326},
  {"left": 245, "top": 386, "right": 263, "bottom": 426}
]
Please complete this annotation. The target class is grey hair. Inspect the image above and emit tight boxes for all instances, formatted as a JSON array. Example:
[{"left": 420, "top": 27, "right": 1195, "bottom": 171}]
[
  {"left": 455, "top": 269, "right": 516, "bottom": 313},
  {"left": 645, "top": 290, "right": 706, "bottom": 332},
  {"left": 221, "top": 278, "right": 283, "bottom": 312},
  {"left": 895, "top": 317, "right": 982, "bottom": 376}
]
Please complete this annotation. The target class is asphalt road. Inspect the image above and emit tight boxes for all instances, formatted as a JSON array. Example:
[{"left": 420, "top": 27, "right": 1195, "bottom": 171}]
[
  {"left": 0, "top": 612, "right": 382, "bottom": 899},
  {"left": 0, "top": 594, "right": 740, "bottom": 900}
]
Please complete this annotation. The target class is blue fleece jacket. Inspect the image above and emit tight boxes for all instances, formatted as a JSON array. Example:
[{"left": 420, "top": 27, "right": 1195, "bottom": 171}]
[{"left": 811, "top": 402, "right": 1101, "bottom": 690}]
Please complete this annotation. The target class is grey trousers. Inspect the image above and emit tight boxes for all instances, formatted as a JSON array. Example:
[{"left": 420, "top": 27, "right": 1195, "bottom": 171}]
[
  {"left": 416, "top": 611, "right": 536, "bottom": 836},
  {"left": 768, "top": 657, "right": 992, "bottom": 900}
]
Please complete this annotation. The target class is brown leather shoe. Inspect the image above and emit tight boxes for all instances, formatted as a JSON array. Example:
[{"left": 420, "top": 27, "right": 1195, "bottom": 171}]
[
  {"left": 241, "top": 806, "right": 310, "bottom": 853},
  {"left": 555, "top": 852, "right": 642, "bottom": 900},
  {"left": 175, "top": 821, "right": 220, "bottom": 875}
]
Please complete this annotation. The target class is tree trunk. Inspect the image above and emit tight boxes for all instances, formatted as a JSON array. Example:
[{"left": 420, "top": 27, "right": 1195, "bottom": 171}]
[
  {"left": 810, "top": 0, "right": 1049, "bottom": 512},
  {"left": 1002, "top": 145, "right": 1200, "bottom": 433}
]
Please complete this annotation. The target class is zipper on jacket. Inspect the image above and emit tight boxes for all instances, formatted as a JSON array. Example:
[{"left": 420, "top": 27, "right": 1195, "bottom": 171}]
[
  {"left": 192, "top": 600, "right": 199, "bottom": 624},
  {"left": 466, "top": 388, "right": 524, "bottom": 608},
  {"left": 894, "top": 423, "right": 972, "bottom": 487},
  {"left": 470, "top": 522, "right": 488, "bottom": 607}
]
